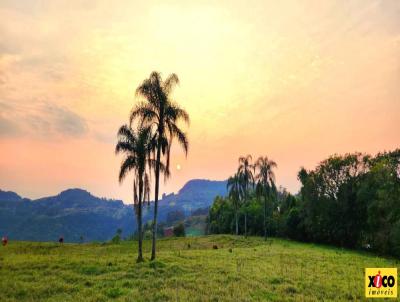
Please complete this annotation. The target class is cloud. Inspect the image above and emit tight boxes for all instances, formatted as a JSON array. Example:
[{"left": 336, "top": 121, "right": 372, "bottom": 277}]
[
  {"left": 34, "top": 103, "right": 88, "bottom": 137},
  {"left": 0, "top": 101, "right": 88, "bottom": 138},
  {"left": 0, "top": 116, "right": 20, "bottom": 137}
]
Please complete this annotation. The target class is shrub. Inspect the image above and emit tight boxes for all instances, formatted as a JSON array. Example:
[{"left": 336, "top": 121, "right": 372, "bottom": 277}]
[
  {"left": 111, "top": 234, "right": 121, "bottom": 244},
  {"left": 173, "top": 223, "right": 185, "bottom": 237}
]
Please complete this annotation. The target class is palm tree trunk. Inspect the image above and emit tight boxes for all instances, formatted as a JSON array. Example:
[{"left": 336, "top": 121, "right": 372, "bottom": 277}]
[
  {"left": 264, "top": 195, "right": 267, "bottom": 241},
  {"left": 137, "top": 176, "right": 144, "bottom": 262},
  {"left": 151, "top": 143, "right": 162, "bottom": 261}
]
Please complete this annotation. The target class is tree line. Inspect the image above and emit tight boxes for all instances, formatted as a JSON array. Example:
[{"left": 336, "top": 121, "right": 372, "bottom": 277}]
[
  {"left": 208, "top": 150, "right": 400, "bottom": 257},
  {"left": 116, "top": 71, "right": 189, "bottom": 262}
]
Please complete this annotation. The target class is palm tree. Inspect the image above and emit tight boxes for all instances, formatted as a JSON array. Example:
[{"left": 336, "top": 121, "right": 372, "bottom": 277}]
[
  {"left": 227, "top": 173, "right": 244, "bottom": 235},
  {"left": 115, "top": 125, "right": 160, "bottom": 262},
  {"left": 238, "top": 155, "right": 254, "bottom": 238},
  {"left": 130, "top": 71, "right": 189, "bottom": 260},
  {"left": 255, "top": 156, "right": 277, "bottom": 240}
]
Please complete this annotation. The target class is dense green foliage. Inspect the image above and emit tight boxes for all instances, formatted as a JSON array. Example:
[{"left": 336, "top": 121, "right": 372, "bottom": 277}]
[
  {"left": 173, "top": 223, "right": 185, "bottom": 237},
  {"left": 208, "top": 150, "right": 400, "bottom": 257},
  {"left": 1, "top": 235, "right": 397, "bottom": 301}
]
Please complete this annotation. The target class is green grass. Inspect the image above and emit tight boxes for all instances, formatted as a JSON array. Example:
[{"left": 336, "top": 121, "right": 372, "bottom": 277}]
[
  {"left": 0, "top": 235, "right": 398, "bottom": 301},
  {"left": 185, "top": 227, "right": 204, "bottom": 237}
]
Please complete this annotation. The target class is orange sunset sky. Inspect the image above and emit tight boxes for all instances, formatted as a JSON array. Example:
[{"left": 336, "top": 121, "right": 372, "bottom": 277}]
[{"left": 0, "top": 1, "right": 399, "bottom": 203}]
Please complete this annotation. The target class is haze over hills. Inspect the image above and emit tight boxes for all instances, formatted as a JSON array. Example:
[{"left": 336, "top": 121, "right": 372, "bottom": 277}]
[
  {"left": 0, "top": 179, "right": 227, "bottom": 242},
  {"left": 156, "top": 179, "right": 228, "bottom": 216}
]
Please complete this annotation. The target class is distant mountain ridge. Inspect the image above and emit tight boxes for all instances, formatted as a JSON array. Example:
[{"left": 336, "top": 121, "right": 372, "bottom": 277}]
[
  {"left": 0, "top": 189, "right": 23, "bottom": 202},
  {"left": 0, "top": 179, "right": 227, "bottom": 242},
  {"left": 160, "top": 179, "right": 227, "bottom": 211},
  {"left": 179, "top": 179, "right": 228, "bottom": 197}
]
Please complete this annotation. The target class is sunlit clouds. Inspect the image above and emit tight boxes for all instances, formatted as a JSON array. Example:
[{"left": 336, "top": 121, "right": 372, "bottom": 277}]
[{"left": 0, "top": 0, "right": 399, "bottom": 202}]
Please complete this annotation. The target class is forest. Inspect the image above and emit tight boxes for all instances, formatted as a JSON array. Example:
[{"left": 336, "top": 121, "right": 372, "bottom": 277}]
[{"left": 207, "top": 150, "right": 400, "bottom": 257}]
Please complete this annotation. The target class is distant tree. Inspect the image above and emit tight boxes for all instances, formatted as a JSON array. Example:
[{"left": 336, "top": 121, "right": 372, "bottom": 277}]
[
  {"left": 255, "top": 156, "right": 277, "bottom": 240},
  {"left": 208, "top": 149, "right": 400, "bottom": 257},
  {"left": 173, "top": 223, "right": 185, "bottom": 237},
  {"left": 208, "top": 196, "right": 235, "bottom": 234},
  {"left": 227, "top": 173, "right": 244, "bottom": 235},
  {"left": 238, "top": 155, "right": 254, "bottom": 238},
  {"left": 298, "top": 153, "right": 369, "bottom": 247},
  {"left": 358, "top": 151, "right": 400, "bottom": 255},
  {"left": 131, "top": 71, "right": 190, "bottom": 261},
  {"left": 111, "top": 234, "right": 121, "bottom": 244}
]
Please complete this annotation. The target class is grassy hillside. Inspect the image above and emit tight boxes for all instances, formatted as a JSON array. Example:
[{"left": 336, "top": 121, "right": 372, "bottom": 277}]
[{"left": 0, "top": 235, "right": 398, "bottom": 301}]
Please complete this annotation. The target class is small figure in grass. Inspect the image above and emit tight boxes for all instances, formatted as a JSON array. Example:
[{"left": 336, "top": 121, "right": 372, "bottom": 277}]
[
  {"left": 2, "top": 236, "right": 8, "bottom": 246},
  {"left": 58, "top": 235, "right": 64, "bottom": 244}
]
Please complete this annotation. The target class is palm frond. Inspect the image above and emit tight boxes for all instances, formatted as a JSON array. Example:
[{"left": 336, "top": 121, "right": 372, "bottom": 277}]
[
  {"left": 167, "top": 122, "right": 189, "bottom": 156},
  {"left": 117, "top": 124, "right": 135, "bottom": 142},
  {"left": 115, "top": 141, "right": 133, "bottom": 154},
  {"left": 130, "top": 102, "right": 159, "bottom": 127},
  {"left": 163, "top": 73, "right": 179, "bottom": 95},
  {"left": 166, "top": 102, "right": 190, "bottom": 125},
  {"left": 119, "top": 156, "right": 137, "bottom": 184},
  {"left": 135, "top": 73, "right": 162, "bottom": 109},
  {"left": 164, "top": 135, "right": 172, "bottom": 181},
  {"left": 135, "top": 79, "right": 153, "bottom": 100},
  {"left": 150, "top": 71, "right": 162, "bottom": 88}
]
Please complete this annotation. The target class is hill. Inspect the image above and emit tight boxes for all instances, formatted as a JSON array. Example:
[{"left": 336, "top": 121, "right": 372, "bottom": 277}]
[
  {"left": 0, "top": 235, "right": 396, "bottom": 301},
  {"left": 0, "top": 189, "right": 23, "bottom": 202},
  {"left": 0, "top": 179, "right": 227, "bottom": 242},
  {"left": 153, "top": 179, "right": 227, "bottom": 219},
  {"left": 0, "top": 188, "right": 134, "bottom": 242}
]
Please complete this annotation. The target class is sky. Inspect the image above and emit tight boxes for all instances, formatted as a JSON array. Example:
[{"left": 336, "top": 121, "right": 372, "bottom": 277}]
[{"left": 0, "top": 0, "right": 399, "bottom": 203}]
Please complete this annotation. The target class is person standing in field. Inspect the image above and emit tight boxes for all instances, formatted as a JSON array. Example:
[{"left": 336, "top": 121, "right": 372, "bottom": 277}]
[
  {"left": 2, "top": 236, "right": 8, "bottom": 246},
  {"left": 58, "top": 236, "right": 64, "bottom": 244}
]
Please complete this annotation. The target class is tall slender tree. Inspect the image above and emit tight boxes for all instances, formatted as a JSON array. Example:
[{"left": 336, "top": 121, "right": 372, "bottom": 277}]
[
  {"left": 227, "top": 172, "right": 244, "bottom": 235},
  {"left": 255, "top": 156, "right": 277, "bottom": 240},
  {"left": 130, "top": 71, "right": 189, "bottom": 260},
  {"left": 238, "top": 155, "right": 254, "bottom": 238},
  {"left": 115, "top": 125, "right": 162, "bottom": 262}
]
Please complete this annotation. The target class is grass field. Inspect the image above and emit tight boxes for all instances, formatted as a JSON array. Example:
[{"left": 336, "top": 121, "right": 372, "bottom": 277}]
[{"left": 0, "top": 235, "right": 398, "bottom": 301}]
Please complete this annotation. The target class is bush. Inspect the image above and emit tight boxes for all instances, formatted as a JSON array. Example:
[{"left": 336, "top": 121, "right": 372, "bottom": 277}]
[
  {"left": 389, "top": 220, "right": 400, "bottom": 257},
  {"left": 173, "top": 223, "right": 185, "bottom": 237},
  {"left": 111, "top": 234, "right": 121, "bottom": 244}
]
